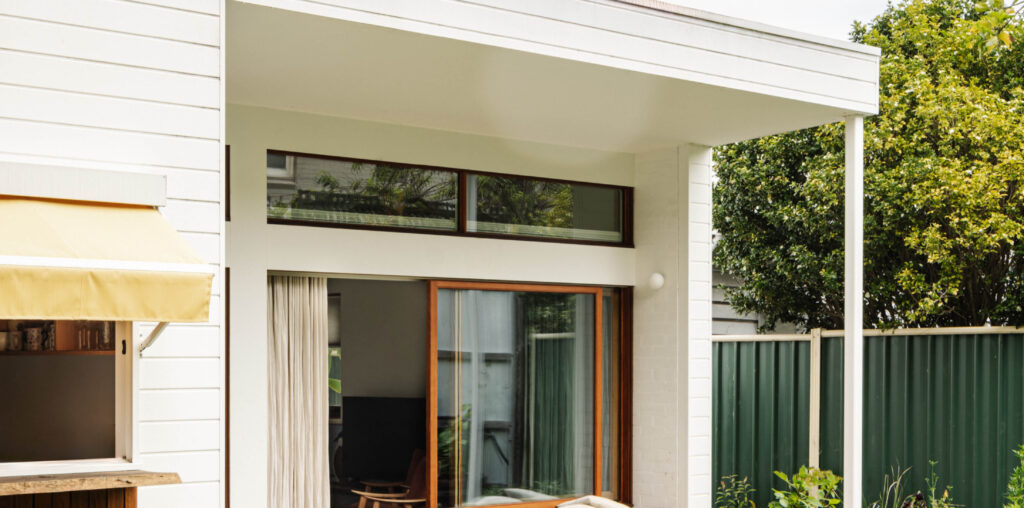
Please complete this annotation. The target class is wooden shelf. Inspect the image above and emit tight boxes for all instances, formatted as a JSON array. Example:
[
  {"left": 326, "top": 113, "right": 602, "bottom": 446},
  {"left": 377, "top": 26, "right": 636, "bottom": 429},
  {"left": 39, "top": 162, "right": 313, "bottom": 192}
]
[
  {"left": 0, "top": 350, "right": 115, "bottom": 356},
  {"left": 0, "top": 470, "right": 180, "bottom": 496}
]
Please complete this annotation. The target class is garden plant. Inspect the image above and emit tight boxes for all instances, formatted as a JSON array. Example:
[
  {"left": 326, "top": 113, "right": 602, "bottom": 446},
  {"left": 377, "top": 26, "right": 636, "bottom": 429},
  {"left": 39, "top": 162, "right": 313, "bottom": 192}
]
[{"left": 768, "top": 467, "right": 842, "bottom": 508}]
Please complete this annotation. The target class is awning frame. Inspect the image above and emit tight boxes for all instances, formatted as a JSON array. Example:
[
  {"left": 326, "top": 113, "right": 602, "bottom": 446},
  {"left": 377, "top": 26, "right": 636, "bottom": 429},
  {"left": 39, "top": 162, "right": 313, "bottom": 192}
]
[{"left": 138, "top": 322, "right": 169, "bottom": 356}]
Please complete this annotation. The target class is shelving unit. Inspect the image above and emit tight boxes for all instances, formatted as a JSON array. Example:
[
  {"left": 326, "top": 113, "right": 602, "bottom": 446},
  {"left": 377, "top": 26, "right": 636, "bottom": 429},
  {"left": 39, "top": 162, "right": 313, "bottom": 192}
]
[
  {"left": 0, "top": 350, "right": 115, "bottom": 356},
  {"left": 0, "top": 319, "right": 116, "bottom": 355}
]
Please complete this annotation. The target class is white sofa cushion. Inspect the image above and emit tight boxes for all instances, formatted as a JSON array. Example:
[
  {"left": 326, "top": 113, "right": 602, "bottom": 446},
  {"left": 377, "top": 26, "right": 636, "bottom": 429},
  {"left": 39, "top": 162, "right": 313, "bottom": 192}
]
[
  {"left": 557, "top": 495, "right": 630, "bottom": 508},
  {"left": 503, "top": 488, "right": 558, "bottom": 501}
]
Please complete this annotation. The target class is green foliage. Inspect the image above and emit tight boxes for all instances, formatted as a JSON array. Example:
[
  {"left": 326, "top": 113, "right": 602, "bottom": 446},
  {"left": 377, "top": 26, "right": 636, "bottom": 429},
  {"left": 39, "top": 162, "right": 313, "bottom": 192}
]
[
  {"left": 870, "top": 467, "right": 914, "bottom": 508},
  {"left": 868, "top": 462, "right": 958, "bottom": 508},
  {"left": 316, "top": 163, "right": 456, "bottom": 216},
  {"left": 716, "top": 474, "right": 756, "bottom": 508},
  {"left": 714, "top": 0, "right": 1024, "bottom": 330},
  {"left": 438, "top": 404, "right": 471, "bottom": 482},
  {"left": 327, "top": 348, "right": 341, "bottom": 394},
  {"left": 768, "top": 467, "right": 841, "bottom": 508},
  {"left": 974, "top": 0, "right": 1023, "bottom": 50},
  {"left": 473, "top": 176, "right": 573, "bottom": 229},
  {"left": 1006, "top": 444, "right": 1024, "bottom": 507},
  {"left": 924, "top": 461, "right": 957, "bottom": 508},
  {"left": 327, "top": 378, "right": 341, "bottom": 394}
]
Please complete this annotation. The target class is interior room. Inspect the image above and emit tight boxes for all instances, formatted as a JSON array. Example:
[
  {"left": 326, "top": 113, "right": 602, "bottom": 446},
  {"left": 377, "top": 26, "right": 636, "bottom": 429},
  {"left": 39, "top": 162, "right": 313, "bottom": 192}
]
[
  {"left": 0, "top": 320, "right": 120, "bottom": 463},
  {"left": 326, "top": 278, "right": 427, "bottom": 508},
  {"left": 318, "top": 277, "right": 624, "bottom": 508}
]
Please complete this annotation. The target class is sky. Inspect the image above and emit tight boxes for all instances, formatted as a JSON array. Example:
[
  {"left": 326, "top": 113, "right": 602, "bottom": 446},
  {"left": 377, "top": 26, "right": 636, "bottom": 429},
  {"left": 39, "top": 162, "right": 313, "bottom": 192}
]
[{"left": 662, "top": 0, "right": 892, "bottom": 41}]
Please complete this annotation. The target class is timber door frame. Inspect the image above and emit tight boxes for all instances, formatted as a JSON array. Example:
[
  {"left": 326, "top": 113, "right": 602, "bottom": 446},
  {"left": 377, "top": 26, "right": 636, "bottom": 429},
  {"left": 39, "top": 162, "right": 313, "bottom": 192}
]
[{"left": 427, "top": 281, "right": 604, "bottom": 508}]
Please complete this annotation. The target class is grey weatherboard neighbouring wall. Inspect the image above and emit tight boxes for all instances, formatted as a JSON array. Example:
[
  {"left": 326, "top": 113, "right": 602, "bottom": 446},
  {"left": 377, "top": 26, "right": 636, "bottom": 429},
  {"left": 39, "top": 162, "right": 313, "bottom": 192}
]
[{"left": 714, "top": 333, "right": 1024, "bottom": 508}]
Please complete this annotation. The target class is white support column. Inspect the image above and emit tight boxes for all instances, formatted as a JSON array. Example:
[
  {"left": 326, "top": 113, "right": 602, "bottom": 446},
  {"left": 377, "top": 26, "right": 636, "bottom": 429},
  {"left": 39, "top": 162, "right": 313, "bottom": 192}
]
[
  {"left": 842, "top": 115, "right": 865, "bottom": 507},
  {"left": 632, "top": 144, "right": 713, "bottom": 508},
  {"left": 685, "top": 145, "right": 714, "bottom": 508},
  {"left": 633, "top": 146, "right": 687, "bottom": 508}
]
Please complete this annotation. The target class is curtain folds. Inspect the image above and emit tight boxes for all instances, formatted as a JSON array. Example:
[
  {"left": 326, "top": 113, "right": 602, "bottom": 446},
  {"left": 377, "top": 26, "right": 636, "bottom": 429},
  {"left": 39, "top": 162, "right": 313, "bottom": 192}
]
[{"left": 268, "top": 276, "right": 329, "bottom": 508}]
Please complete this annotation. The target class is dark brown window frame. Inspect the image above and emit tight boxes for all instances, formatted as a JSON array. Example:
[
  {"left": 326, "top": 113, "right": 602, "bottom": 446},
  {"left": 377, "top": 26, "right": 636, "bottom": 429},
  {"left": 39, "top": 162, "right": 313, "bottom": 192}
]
[
  {"left": 225, "top": 145, "right": 231, "bottom": 222},
  {"left": 265, "top": 149, "right": 635, "bottom": 248}
]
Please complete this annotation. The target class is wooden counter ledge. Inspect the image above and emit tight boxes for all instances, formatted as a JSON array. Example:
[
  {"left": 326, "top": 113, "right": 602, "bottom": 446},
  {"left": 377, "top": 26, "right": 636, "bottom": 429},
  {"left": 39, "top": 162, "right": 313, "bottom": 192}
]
[{"left": 0, "top": 470, "right": 181, "bottom": 496}]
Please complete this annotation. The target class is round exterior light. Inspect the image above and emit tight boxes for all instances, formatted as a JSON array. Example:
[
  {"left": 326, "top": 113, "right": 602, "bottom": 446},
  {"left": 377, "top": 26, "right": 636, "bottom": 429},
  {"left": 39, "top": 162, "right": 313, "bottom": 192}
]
[{"left": 649, "top": 272, "right": 665, "bottom": 290}]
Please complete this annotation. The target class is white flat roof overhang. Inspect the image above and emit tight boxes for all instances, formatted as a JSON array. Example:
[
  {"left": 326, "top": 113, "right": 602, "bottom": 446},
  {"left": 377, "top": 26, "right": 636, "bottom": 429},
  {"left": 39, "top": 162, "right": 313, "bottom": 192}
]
[{"left": 228, "top": 0, "right": 879, "bottom": 151}]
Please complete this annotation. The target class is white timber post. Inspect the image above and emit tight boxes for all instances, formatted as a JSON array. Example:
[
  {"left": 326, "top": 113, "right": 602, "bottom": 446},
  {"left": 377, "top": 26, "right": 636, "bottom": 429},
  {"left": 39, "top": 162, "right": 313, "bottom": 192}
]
[
  {"left": 808, "top": 327, "right": 822, "bottom": 468},
  {"left": 843, "top": 115, "right": 865, "bottom": 506}
]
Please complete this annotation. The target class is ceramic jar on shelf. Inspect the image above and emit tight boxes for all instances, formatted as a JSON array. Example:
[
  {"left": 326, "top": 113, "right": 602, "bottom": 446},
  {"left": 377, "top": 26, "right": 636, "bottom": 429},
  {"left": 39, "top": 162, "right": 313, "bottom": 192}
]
[{"left": 25, "top": 327, "right": 43, "bottom": 352}]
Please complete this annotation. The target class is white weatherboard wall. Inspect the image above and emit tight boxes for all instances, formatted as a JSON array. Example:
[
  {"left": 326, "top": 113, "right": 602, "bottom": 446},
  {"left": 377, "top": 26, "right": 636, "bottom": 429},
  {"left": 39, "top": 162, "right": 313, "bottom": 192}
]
[{"left": 0, "top": 0, "right": 225, "bottom": 507}]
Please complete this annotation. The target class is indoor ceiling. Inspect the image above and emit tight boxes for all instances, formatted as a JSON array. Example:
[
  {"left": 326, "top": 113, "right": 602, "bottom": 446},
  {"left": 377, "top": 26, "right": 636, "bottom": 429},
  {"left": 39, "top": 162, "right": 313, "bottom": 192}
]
[{"left": 227, "top": 1, "right": 852, "bottom": 152}]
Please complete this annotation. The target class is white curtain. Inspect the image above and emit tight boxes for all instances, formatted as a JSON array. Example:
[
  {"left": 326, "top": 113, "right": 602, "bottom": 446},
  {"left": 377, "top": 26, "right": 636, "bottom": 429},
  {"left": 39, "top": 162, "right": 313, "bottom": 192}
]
[{"left": 268, "top": 276, "right": 329, "bottom": 508}]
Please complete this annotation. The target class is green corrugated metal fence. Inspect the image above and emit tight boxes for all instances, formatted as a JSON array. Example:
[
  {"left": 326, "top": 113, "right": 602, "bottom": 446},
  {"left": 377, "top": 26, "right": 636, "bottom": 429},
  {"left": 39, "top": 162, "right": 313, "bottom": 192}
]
[{"left": 713, "top": 332, "right": 1024, "bottom": 507}]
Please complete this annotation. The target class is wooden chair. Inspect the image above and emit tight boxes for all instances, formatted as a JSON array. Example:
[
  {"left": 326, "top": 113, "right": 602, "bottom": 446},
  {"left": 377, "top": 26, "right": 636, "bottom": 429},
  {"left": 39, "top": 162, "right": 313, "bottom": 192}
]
[
  {"left": 357, "top": 449, "right": 424, "bottom": 494},
  {"left": 352, "top": 454, "right": 426, "bottom": 508}
]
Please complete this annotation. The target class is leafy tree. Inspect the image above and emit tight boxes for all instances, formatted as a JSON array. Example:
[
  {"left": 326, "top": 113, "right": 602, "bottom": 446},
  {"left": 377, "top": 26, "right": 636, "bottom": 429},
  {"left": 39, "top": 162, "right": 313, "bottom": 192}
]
[
  {"left": 976, "top": 0, "right": 1023, "bottom": 50},
  {"left": 473, "top": 176, "right": 573, "bottom": 228},
  {"left": 713, "top": 0, "right": 1024, "bottom": 330},
  {"left": 318, "top": 162, "right": 456, "bottom": 216}
]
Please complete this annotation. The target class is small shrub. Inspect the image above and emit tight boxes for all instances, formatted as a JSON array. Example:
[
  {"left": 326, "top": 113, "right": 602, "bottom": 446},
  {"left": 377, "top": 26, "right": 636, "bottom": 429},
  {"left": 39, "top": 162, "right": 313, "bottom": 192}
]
[
  {"left": 715, "top": 474, "right": 756, "bottom": 508},
  {"left": 1007, "top": 445, "right": 1024, "bottom": 508},
  {"left": 870, "top": 462, "right": 959, "bottom": 508},
  {"left": 924, "top": 461, "right": 956, "bottom": 508},
  {"left": 768, "top": 466, "right": 841, "bottom": 508},
  {"left": 870, "top": 466, "right": 913, "bottom": 508}
]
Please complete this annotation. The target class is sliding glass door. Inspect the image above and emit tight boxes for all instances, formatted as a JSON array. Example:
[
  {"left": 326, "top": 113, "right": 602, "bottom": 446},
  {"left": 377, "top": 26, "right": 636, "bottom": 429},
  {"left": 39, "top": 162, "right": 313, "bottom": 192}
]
[{"left": 429, "top": 282, "right": 605, "bottom": 507}]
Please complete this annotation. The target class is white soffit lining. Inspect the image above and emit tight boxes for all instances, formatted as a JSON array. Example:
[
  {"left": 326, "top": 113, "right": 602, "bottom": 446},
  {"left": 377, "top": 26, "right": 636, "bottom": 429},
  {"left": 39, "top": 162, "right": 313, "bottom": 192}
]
[
  {"left": 228, "top": 1, "right": 880, "bottom": 150},
  {"left": 231, "top": 0, "right": 879, "bottom": 112},
  {"left": 0, "top": 161, "right": 166, "bottom": 207}
]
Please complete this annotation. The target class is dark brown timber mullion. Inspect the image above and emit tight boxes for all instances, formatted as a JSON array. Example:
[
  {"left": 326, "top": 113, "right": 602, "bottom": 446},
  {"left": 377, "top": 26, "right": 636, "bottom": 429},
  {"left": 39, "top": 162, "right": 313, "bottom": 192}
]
[
  {"left": 619, "top": 287, "right": 634, "bottom": 505},
  {"left": 458, "top": 172, "right": 468, "bottom": 234},
  {"left": 623, "top": 187, "right": 635, "bottom": 246},
  {"left": 225, "top": 145, "right": 231, "bottom": 222}
]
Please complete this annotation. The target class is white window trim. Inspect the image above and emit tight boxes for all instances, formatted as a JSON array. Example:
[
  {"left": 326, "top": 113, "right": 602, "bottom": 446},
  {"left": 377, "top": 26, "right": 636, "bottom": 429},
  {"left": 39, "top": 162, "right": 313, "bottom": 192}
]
[
  {"left": 267, "top": 154, "right": 295, "bottom": 182},
  {"left": 0, "top": 322, "right": 137, "bottom": 477}
]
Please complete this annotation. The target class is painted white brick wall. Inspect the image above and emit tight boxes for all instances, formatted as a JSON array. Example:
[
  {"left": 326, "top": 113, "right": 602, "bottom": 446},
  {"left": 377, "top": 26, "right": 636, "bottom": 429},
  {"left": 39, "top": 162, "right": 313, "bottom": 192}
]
[
  {"left": 633, "top": 145, "right": 713, "bottom": 508},
  {"left": 687, "top": 147, "right": 714, "bottom": 508},
  {"left": 634, "top": 147, "right": 683, "bottom": 508},
  {"left": 0, "top": 0, "right": 224, "bottom": 506}
]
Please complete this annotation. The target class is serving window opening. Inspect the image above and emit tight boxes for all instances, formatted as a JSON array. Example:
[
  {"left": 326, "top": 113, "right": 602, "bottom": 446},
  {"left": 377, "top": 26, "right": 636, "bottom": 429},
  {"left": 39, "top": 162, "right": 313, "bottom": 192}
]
[{"left": 0, "top": 320, "right": 130, "bottom": 465}]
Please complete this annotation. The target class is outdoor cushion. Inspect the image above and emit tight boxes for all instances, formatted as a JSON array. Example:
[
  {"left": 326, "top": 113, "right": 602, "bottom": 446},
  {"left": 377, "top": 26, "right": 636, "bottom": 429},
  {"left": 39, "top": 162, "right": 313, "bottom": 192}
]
[
  {"left": 557, "top": 495, "right": 630, "bottom": 508},
  {"left": 503, "top": 488, "right": 558, "bottom": 501},
  {"left": 462, "top": 496, "right": 522, "bottom": 506}
]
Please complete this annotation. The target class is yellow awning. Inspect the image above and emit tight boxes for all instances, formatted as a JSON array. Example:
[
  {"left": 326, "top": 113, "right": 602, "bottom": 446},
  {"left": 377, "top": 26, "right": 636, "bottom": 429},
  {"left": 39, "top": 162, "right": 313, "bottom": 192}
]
[{"left": 0, "top": 196, "right": 213, "bottom": 322}]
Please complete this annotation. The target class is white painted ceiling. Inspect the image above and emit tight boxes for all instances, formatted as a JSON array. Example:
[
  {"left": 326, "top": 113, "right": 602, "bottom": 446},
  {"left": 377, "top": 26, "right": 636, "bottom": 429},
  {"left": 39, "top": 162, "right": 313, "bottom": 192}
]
[{"left": 227, "top": 1, "right": 852, "bottom": 152}]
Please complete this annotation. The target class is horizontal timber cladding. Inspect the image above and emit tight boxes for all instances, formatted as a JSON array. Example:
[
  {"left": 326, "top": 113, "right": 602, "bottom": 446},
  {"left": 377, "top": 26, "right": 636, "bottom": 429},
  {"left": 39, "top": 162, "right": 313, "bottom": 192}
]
[
  {"left": 713, "top": 332, "right": 1024, "bottom": 508},
  {"left": 0, "top": 0, "right": 223, "bottom": 505}
]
